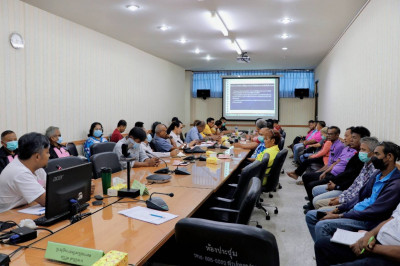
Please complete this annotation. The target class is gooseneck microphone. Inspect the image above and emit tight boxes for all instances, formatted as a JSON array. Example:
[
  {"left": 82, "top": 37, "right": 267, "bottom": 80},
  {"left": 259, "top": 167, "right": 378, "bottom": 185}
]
[
  {"left": 145, "top": 150, "right": 170, "bottom": 174},
  {"left": 146, "top": 192, "right": 174, "bottom": 211},
  {"left": 118, "top": 143, "right": 140, "bottom": 198}
]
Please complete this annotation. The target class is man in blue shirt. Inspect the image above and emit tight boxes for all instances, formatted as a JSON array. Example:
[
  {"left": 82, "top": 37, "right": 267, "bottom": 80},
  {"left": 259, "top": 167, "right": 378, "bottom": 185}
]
[
  {"left": 305, "top": 141, "right": 400, "bottom": 242},
  {"left": 152, "top": 124, "right": 178, "bottom": 152},
  {"left": 185, "top": 121, "right": 205, "bottom": 143}
]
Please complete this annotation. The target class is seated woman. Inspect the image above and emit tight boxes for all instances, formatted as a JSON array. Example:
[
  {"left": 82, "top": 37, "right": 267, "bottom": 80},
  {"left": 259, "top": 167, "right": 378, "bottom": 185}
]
[
  {"left": 256, "top": 129, "right": 281, "bottom": 185},
  {"left": 299, "top": 127, "right": 329, "bottom": 163},
  {"left": 167, "top": 121, "right": 197, "bottom": 149},
  {"left": 287, "top": 128, "right": 332, "bottom": 180},
  {"left": 45, "top": 126, "right": 71, "bottom": 159},
  {"left": 83, "top": 122, "right": 108, "bottom": 160}
]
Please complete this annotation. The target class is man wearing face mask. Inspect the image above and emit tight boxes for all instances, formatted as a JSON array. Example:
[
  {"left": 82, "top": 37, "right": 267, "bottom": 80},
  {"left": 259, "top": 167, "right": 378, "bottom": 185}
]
[
  {"left": 0, "top": 133, "right": 49, "bottom": 213},
  {"left": 0, "top": 130, "right": 19, "bottom": 174},
  {"left": 312, "top": 137, "right": 379, "bottom": 210},
  {"left": 45, "top": 126, "right": 71, "bottom": 159},
  {"left": 113, "top": 127, "right": 159, "bottom": 169},
  {"left": 306, "top": 141, "right": 400, "bottom": 243}
]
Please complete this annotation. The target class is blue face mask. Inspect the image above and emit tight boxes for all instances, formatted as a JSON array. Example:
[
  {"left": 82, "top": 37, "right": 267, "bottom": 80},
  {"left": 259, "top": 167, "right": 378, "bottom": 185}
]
[
  {"left": 322, "top": 135, "right": 327, "bottom": 140},
  {"left": 147, "top": 134, "right": 152, "bottom": 143},
  {"left": 93, "top": 129, "right": 103, "bottom": 138},
  {"left": 57, "top": 136, "right": 63, "bottom": 144},
  {"left": 133, "top": 142, "right": 140, "bottom": 149},
  {"left": 6, "top": 141, "right": 18, "bottom": 151},
  {"left": 358, "top": 152, "right": 371, "bottom": 163},
  {"left": 222, "top": 123, "right": 226, "bottom": 127},
  {"left": 258, "top": 136, "right": 264, "bottom": 142}
]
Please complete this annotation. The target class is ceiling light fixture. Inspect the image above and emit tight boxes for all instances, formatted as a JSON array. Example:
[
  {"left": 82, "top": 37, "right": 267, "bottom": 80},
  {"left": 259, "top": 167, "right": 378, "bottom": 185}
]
[
  {"left": 195, "top": 48, "right": 200, "bottom": 54},
  {"left": 206, "top": 55, "right": 211, "bottom": 61},
  {"left": 211, "top": 12, "right": 229, "bottom": 37},
  {"left": 231, "top": 40, "right": 242, "bottom": 55},
  {"left": 280, "top": 17, "right": 292, "bottom": 24},
  {"left": 126, "top": 5, "right": 140, "bottom": 11},
  {"left": 281, "top": 34, "right": 289, "bottom": 39},
  {"left": 178, "top": 38, "right": 187, "bottom": 44},
  {"left": 157, "top": 25, "right": 169, "bottom": 31},
  {"left": 282, "top": 47, "right": 288, "bottom": 50}
]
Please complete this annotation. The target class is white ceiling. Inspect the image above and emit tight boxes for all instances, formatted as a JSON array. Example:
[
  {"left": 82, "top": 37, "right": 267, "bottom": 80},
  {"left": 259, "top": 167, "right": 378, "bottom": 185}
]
[{"left": 21, "top": 0, "right": 368, "bottom": 71}]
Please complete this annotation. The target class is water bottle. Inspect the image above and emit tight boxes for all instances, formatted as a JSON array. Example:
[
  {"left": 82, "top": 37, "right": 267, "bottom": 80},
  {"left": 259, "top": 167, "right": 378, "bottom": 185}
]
[{"left": 235, "top": 126, "right": 238, "bottom": 136}]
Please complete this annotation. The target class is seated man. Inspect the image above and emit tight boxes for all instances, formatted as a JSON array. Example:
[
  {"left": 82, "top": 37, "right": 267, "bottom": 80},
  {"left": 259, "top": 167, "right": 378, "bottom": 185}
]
[
  {"left": 234, "top": 119, "right": 269, "bottom": 150},
  {"left": 313, "top": 137, "right": 379, "bottom": 210},
  {"left": 110, "top": 120, "right": 127, "bottom": 143},
  {"left": 315, "top": 201, "right": 400, "bottom": 266},
  {"left": 185, "top": 120, "right": 205, "bottom": 143},
  {"left": 218, "top": 117, "right": 233, "bottom": 134},
  {"left": 293, "top": 121, "right": 325, "bottom": 164},
  {"left": 256, "top": 129, "right": 281, "bottom": 185},
  {"left": 248, "top": 127, "right": 270, "bottom": 162},
  {"left": 306, "top": 141, "right": 400, "bottom": 242},
  {"left": 45, "top": 126, "right": 71, "bottom": 159},
  {"left": 113, "top": 127, "right": 159, "bottom": 169},
  {"left": 202, "top": 117, "right": 216, "bottom": 137},
  {"left": 0, "top": 130, "right": 19, "bottom": 174},
  {"left": 152, "top": 124, "right": 178, "bottom": 152},
  {"left": 0, "top": 132, "right": 49, "bottom": 213}
]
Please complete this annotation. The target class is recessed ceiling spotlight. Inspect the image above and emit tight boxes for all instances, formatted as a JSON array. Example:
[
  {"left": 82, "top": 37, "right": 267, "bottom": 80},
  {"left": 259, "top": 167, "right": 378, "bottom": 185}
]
[
  {"left": 157, "top": 25, "right": 169, "bottom": 31},
  {"left": 178, "top": 38, "right": 187, "bottom": 44},
  {"left": 206, "top": 55, "right": 211, "bottom": 61},
  {"left": 195, "top": 48, "right": 200, "bottom": 54},
  {"left": 282, "top": 47, "right": 288, "bottom": 50},
  {"left": 126, "top": 5, "right": 140, "bottom": 11},
  {"left": 281, "top": 34, "right": 289, "bottom": 39},
  {"left": 280, "top": 18, "right": 292, "bottom": 24}
]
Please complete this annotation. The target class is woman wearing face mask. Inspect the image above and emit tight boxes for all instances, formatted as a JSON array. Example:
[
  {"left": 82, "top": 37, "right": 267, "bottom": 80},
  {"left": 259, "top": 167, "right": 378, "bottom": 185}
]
[
  {"left": 45, "top": 126, "right": 71, "bottom": 159},
  {"left": 0, "top": 130, "right": 19, "bottom": 174},
  {"left": 299, "top": 127, "right": 330, "bottom": 163},
  {"left": 83, "top": 122, "right": 108, "bottom": 160},
  {"left": 256, "top": 129, "right": 281, "bottom": 186}
]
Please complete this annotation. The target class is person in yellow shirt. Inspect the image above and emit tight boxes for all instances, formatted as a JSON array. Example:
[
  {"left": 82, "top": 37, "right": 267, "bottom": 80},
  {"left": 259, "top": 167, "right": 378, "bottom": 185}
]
[
  {"left": 201, "top": 117, "right": 216, "bottom": 137},
  {"left": 256, "top": 129, "right": 281, "bottom": 185}
]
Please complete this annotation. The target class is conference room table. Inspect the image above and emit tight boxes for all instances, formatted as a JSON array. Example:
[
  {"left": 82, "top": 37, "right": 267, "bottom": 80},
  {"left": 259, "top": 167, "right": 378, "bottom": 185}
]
[{"left": 0, "top": 147, "right": 250, "bottom": 265}]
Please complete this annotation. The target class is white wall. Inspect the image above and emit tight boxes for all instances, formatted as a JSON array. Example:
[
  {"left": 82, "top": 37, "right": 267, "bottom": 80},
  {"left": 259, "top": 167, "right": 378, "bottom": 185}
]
[
  {"left": 0, "top": 0, "right": 186, "bottom": 142},
  {"left": 315, "top": 0, "right": 400, "bottom": 141}
]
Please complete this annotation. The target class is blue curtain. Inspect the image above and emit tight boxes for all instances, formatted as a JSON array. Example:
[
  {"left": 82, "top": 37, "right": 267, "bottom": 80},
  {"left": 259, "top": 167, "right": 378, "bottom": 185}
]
[{"left": 192, "top": 70, "right": 314, "bottom": 98}]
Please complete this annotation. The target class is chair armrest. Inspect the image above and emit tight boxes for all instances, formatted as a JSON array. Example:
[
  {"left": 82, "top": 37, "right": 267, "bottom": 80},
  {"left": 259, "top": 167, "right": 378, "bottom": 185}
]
[
  {"left": 215, "top": 197, "right": 234, "bottom": 203},
  {"left": 209, "top": 207, "right": 239, "bottom": 214},
  {"left": 228, "top": 183, "right": 238, "bottom": 188}
]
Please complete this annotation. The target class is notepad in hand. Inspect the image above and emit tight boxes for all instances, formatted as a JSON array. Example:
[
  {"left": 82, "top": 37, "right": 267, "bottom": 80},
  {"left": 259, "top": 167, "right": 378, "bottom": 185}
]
[{"left": 330, "top": 229, "right": 366, "bottom": 245}]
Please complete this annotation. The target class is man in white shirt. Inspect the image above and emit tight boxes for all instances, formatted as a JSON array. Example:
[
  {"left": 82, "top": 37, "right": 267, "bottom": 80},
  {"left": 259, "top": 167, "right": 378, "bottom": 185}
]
[
  {"left": 113, "top": 127, "right": 159, "bottom": 169},
  {"left": 315, "top": 201, "right": 400, "bottom": 265},
  {"left": 0, "top": 132, "right": 50, "bottom": 213}
]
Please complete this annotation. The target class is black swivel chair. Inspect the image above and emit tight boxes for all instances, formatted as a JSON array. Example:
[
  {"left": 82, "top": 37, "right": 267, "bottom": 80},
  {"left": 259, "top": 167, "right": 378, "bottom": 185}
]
[
  {"left": 257, "top": 149, "right": 288, "bottom": 220},
  {"left": 175, "top": 218, "right": 279, "bottom": 266},
  {"left": 90, "top": 142, "right": 116, "bottom": 156},
  {"left": 209, "top": 177, "right": 261, "bottom": 225},
  {"left": 90, "top": 152, "right": 122, "bottom": 179},
  {"left": 65, "top": 142, "right": 78, "bottom": 156},
  {"left": 45, "top": 156, "right": 87, "bottom": 173}
]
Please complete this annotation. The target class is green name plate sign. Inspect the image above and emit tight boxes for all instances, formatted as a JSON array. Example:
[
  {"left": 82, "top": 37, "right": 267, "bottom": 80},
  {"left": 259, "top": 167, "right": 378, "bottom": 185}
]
[{"left": 45, "top": 241, "right": 104, "bottom": 265}]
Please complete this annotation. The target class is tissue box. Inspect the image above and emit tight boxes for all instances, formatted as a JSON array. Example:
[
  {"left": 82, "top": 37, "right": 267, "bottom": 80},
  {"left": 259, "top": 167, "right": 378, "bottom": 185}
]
[
  {"left": 93, "top": 250, "right": 128, "bottom": 266},
  {"left": 206, "top": 151, "right": 216, "bottom": 157},
  {"left": 206, "top": 157, "right": 220, "bottom": 164},
  {"left": 107, "top": 184, "right": 127, "bottom": 196}
]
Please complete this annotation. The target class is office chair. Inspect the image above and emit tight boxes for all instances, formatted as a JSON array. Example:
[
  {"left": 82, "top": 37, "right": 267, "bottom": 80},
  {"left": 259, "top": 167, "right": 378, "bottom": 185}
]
[
  {"left": 149, "top": 140, "right": 157, "bottom": 152},
  {"left": 45, "top": 156, "right": 88, "bottom": 173},
  {"left": 90, "top": 142, "right": 116, "bottom": 156},
  {"left": 175, "top": 217, "right": 279, "bottom": 266},
  {"left": 257, "top": 149, "right": 288, "bottom": 220},
  {"left": 90, "top": 152, "right": 122, "bottom": 179},
  {"left": 209, "top": 177, "right": 261, "bottom": 225},
  {"left": 66, "top": 142, "right": 79, "bottom": 156}
]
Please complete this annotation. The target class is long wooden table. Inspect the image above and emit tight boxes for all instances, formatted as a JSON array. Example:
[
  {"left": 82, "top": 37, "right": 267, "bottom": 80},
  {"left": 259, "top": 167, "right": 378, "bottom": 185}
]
[{"left": 0, "top": 148, "right": 250, "bottom": 265}]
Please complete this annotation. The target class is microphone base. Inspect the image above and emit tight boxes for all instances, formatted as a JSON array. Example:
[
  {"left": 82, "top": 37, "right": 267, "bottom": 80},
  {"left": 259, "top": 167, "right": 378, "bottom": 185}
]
[
  {"left": 118, "top": 188, "right": 140, "bottom": 198},
  {"left": 154, "top": 167, "right": 170, "bottom": 174},
  {"left": 174, "top": 168, "right": 191, "bottom": 175}
]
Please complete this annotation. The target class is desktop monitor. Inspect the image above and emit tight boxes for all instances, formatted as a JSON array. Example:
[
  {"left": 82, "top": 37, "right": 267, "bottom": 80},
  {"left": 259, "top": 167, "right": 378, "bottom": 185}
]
[{"left": 45, "top": 162, "right": 92, "bottom": 219}]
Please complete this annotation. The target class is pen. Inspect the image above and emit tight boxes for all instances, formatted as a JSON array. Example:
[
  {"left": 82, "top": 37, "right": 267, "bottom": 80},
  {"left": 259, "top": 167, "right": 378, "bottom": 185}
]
[
  {"left": 150, "top": 214, "right": 164, "bottom": 218},
  {"left": 360, "top": 236, "right": 375, "bottom": 254}
]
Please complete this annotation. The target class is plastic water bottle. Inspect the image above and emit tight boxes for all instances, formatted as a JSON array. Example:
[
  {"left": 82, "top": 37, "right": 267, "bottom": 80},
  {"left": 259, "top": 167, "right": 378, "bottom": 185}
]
[{"left": 235, "top": 126, "right": 239, "bottom": 136}]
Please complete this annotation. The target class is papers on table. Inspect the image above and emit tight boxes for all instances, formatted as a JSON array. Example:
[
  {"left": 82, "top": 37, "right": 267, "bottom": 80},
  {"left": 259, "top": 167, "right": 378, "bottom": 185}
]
[
  {"left": 330, "top": 229, "right": 366, "bottom": 245},
  {"left": 118, "top": 206, "right": 178, "bottom": 225},
  {"left": 18, "top": 204, "right": 46, "bottom": 215}
]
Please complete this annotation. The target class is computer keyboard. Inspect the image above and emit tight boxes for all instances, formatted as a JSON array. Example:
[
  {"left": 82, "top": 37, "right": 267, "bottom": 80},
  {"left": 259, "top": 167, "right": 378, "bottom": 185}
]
[{"left": 34, "top": 203, "right": 90, "bottom": 226}]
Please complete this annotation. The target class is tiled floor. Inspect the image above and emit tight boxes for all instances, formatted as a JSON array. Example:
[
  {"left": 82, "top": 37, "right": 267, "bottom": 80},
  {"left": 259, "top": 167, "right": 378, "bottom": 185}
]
[{"left": 250, "top": 158, "right": 316, "bottom": 266}]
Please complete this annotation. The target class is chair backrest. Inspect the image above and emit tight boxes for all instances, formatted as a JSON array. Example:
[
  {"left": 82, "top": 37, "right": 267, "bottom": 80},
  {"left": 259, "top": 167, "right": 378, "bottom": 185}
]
[
  {"left": 281, "top": 130, "right": 286, "bottom": 140},
  {"left": 45, "top": 156, "right": 87, "bottom": 173},
  {"left": 66, "top": 142, "right": 78, "bottom": 156},
  {"left": 149, "top": 140, "right": 157, "bottom": 152},
  {"left": 263, "top": 149, "right": 288, "bottom": 192},
  {"left": 175, "top": 217, "right": 279, "bottom": 266},
  {"left": 236, "top": 177, "right": 261, "bottom": 224},
  {"left": 257, "top": 153, "right": 270, "bottom": 181},
  {"left": 232, "top": 160, "right": 262, "bottom": 204},
  {"left": 278, "top": 137, "right": 285, "bottom": 150},
  {"left": 90, "top": 152, "right": 122, "bottom": 179},
  {"left": 90, "top": 142, "right": 116, "bottom": 156}
]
